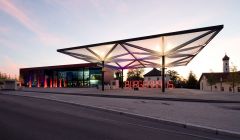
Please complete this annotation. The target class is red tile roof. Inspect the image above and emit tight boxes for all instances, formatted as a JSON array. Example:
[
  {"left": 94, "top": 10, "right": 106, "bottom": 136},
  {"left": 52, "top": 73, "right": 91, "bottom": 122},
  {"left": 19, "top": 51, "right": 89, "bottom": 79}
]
[
  {"left": 144, "top": 68, "right": 162, "bottom": 77},
  {"left": 199, "top": 72, "right": 240, "bottom": 82}
]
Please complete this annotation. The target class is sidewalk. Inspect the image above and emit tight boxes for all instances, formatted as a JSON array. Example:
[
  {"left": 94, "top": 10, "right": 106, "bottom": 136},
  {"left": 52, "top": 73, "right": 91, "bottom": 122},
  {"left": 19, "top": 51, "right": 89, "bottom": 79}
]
[
  {"left": 1, "top": 89, "right": 240, "bottom": 136},
  {"left": 20, "top": 87, "right": 240, "bottom": 103}
]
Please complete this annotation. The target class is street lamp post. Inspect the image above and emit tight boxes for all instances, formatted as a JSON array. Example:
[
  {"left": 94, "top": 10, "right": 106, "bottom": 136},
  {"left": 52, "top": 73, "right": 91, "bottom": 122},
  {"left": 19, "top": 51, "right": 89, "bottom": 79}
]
[
  {"left": 121, "top": 69, "right": 124, "bottom": 89},
  {"left": 162, "top": 56, "right": 165, "bottom": 92},
  {"left": 102, "top": 61, "right": 105, "bottom": 91},
  {"left": 220, "top": 77, "right": 222, "bottom": 91}
]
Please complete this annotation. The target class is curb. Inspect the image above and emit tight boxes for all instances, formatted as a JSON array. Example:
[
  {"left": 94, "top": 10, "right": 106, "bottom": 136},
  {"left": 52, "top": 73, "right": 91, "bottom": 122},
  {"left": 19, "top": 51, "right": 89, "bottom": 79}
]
[
  {"left": 185, "top": 123, "right": 240, "bottom": 138},
  {"left": 1, "top": 92, "right": 240, "bottom": 138},
  {"left": 21, "top": 90, "right": 240, "bottom": 103},
  {"left": 75, "top": 104, "right": 240, "bottom": 138}
]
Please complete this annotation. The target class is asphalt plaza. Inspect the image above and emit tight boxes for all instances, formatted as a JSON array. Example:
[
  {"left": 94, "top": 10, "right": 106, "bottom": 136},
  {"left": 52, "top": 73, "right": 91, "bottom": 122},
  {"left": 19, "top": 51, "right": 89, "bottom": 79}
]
[{"left": 1, "top": 88, "right": 240, "bottom": 137}]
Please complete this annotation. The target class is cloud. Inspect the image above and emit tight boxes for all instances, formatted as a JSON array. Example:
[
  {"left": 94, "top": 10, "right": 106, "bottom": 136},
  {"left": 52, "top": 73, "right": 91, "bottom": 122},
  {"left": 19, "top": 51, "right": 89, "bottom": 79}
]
[
  {"left": 47, "top": 0, "right": 129, "bottom": 18},
  {"left": 45, "top": 0, "right": 85, "bottom": 13},
  {"left": 0, "top": 26, "right": 22, "bottom": 50},
  {"left": 0, "top": 0, "right": 69, "bottom": 46},
  {"left": 0, "top": 26, "right": 10, "bottom": 33},
  {"left": 0, "top": 38, "right": 21, "bottom": 50}
]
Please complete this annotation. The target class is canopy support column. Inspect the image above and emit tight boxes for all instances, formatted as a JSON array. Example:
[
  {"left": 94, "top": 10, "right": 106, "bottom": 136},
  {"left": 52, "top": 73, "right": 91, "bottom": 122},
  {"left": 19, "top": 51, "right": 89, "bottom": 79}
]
[
  {"left": 162, "top": 56, "right": 165, "bottom": 92},
  {"left": 121, "top": 69, "right": 124, "bottom": 89},
  {"left": 102, "top": 61, "right": 105, "bottom": 91}
]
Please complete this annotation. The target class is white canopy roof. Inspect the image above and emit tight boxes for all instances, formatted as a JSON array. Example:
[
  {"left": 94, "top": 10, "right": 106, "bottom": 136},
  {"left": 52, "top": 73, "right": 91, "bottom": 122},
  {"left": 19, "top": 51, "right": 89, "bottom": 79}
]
[{"left": 57, "top": 25, "right": 223, "bottom": 69}]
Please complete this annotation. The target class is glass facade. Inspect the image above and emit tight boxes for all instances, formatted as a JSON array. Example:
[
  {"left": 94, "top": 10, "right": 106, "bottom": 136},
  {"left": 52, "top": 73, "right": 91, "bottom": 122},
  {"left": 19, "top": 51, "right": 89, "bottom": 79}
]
[
  {"left": 90, "top": 68, "right": 101, "bottom": 86},
  {"left": 20, "top": 64, "right": 102, "bottom": 88}
]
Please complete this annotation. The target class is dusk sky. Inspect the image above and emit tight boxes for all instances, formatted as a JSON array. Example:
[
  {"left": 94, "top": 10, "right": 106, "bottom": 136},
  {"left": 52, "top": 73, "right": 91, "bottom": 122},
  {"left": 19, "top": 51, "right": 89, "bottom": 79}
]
[{"left": 0, "top": 0, "right": 240, "bottom": 79}]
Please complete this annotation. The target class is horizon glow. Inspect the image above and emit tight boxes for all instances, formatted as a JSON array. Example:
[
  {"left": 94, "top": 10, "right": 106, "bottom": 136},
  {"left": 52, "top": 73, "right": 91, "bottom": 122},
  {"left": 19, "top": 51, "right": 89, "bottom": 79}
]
[{"left": 0, "top": 0, "right": 240, "bottom": 79}]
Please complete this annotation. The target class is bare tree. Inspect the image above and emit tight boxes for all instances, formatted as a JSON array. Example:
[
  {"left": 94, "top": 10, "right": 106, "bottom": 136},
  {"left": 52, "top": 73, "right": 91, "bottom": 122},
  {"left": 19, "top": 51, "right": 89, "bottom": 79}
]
[
  {"left": 228, "top": 65, "right": 240, "bottom": 93},
  {"left": 127, "top": 69, "right": 144, "bottom": 81},
  {"left": 167, "top": 70, "right": 179, "bottom": 87}
]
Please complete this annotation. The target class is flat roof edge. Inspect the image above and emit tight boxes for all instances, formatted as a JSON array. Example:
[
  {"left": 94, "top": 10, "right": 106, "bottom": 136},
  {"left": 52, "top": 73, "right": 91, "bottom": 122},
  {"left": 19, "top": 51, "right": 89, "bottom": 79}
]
[{"left": 20, "top": 63, "right": 99, "bottom": 71}]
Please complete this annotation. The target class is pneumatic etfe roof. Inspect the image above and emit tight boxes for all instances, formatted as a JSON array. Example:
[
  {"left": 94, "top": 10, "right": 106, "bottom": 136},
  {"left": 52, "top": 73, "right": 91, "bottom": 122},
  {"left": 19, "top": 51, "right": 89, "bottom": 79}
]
[{"left": 57, "top": 25, "right": 223, "bottom": 69}]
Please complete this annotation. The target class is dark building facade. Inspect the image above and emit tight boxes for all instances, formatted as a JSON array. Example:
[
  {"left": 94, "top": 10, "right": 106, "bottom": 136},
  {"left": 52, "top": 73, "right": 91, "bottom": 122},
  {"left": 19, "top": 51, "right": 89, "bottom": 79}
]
[{"left": 20, "top": 63, "right": 109, "bottom": 88}]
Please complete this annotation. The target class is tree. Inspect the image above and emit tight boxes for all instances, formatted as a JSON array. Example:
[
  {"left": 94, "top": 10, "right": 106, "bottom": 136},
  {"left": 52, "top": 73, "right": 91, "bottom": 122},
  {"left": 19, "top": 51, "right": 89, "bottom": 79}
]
[
  {"left": 127, "top": 69, "right": 144, "bottom": 81},
  {"left": 114, "top": 70, "right": 123, "bottom": 87},
  {"left": 114, "top": 70, "right": 121, "bottom": 80},
  {"left": 228, "top": 65, "right": 240, "bottom": 93},
  {"left": 207, "top": 70, "right": 218, "bottom": 92},
  {"left": 0, "top": 71, "right": 14, "bottom": 80},
  {"left": 186, "top": 71, "right": 198, "bottom": 89},
  {"left": 179, "top": 77, "right": 187, "bottom": 88},
  {"left": 167, "top": 70, "right": 179, "bottom": 87},
  {"left": 0, "top": 72, "right": 7, "bottom": 80}
]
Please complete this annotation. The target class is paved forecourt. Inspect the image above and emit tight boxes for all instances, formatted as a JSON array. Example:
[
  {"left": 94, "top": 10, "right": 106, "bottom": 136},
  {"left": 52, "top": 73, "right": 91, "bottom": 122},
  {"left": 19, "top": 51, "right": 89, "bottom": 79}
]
[
  {"left": 1, "top": 88, "right": 240, "bottom": 136},
  {"left": 1, "top": 93, "right": 238, "bottom": 140},
  {"left": 21, "top": 87, "right": 240, "bottom": 102}
]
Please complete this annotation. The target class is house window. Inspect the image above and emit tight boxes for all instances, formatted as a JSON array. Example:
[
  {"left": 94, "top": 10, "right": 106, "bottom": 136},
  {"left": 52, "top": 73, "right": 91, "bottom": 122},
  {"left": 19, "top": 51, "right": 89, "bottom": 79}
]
[
  {"left": 229, "top": 87, "right": 232, "bottom": 92},
  {"left": 225, "top": 63, "right": 227, "bottom": 66},
  {"left": 215, "top": 85, "right": 217, "bottom": 89},
  {"left": 157, "top": 77, "right": 159, "bottom": 80},
  {"left": 148, "top": 77, "right": 151, "bottom": 81},
  {"left": 238, "top": 87, "right": 240, "bottom": 92}
]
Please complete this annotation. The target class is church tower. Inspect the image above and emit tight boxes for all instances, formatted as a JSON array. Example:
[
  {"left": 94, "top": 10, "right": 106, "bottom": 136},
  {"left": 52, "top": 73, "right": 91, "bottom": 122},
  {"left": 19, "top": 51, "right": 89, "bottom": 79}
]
[{"left": 222, "top": 54, "right": 230, "bottom": 73}]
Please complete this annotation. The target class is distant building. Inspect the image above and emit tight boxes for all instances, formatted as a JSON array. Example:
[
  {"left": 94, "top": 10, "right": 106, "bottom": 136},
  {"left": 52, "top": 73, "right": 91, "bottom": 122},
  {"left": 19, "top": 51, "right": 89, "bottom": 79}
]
[
  {"left": 143, "top": 68, "right": 170, "bottom": 87},
  {"left": 199, "top": 54, "right": 240, "bottom": 92},
  {"left": 222, "top": 54, "right": 230, "bottom": 73},
  {"left": 20, "top": 63, "right": 114, "bottom": 88},
  {"left": 0, "top": 79, "right": 20, "bottom": 90}
]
